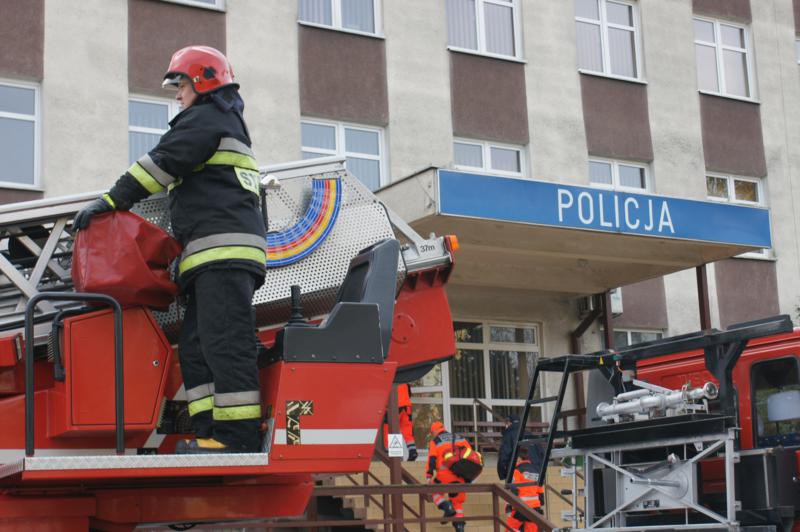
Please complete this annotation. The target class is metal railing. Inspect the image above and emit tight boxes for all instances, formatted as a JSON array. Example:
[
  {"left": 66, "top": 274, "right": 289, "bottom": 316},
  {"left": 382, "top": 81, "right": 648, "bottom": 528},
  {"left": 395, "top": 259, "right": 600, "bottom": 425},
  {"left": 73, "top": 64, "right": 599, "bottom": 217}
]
[{"left": 264, "top": 482, "right": 555, "bottom": 532}]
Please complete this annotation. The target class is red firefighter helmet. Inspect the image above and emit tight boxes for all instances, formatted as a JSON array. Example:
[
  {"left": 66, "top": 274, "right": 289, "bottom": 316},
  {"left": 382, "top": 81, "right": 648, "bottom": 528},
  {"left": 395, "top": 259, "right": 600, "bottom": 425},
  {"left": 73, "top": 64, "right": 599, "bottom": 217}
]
[{"left": 162, "top": 45, "right": 237, "bottom": 94}]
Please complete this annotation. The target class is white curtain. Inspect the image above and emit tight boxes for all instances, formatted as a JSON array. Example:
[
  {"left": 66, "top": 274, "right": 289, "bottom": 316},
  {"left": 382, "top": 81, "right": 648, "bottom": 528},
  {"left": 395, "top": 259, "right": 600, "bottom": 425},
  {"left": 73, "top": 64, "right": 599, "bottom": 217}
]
[
  {"left": 576, "top": 22, "right": 603, "bottom": 71},
  {"left": 447, "top": 0, "right": 478, "bottom": 50},
  {"left": 341, "top": 0, "right": 374, "bottom": 33},
  {"left": 299, "top": 0, "right": 332, "bottom": 25},
  {"left": 484, "top": 3, "right": 515, "bottom": 56}
]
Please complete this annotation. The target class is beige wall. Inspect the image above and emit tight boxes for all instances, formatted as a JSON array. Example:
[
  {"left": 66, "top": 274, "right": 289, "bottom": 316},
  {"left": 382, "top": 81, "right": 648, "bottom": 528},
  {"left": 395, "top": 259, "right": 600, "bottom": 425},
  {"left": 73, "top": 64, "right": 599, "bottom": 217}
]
[
  {"left": 384, "top": 0, "right": 453, "bottom": 181},
  {"left": 226, "top": 0, "right": 301, "bottom": 167},
  {"left": 42, "top": 0, "right": 128, "bottom": 197}
]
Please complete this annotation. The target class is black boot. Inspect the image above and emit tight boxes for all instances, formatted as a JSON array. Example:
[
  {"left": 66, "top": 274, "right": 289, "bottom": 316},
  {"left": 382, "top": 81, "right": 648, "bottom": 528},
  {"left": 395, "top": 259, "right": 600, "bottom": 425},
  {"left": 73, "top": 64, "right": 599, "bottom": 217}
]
[
  {"left": 453, "top": 521, "right": 465, "bottom": 532},
  {"left": 437, "top": 500, "right": 456, "bottom": 518}
]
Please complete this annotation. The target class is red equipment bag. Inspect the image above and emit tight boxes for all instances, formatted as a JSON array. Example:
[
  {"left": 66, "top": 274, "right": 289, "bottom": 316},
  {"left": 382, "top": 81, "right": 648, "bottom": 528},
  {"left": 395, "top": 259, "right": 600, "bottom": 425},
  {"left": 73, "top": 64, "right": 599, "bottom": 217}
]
[
  {"left": 71, "top": 211, "right": 182, "bottom": 309},
  {"left": 442, "top": 441, "right": 484, "bottom": 482}
]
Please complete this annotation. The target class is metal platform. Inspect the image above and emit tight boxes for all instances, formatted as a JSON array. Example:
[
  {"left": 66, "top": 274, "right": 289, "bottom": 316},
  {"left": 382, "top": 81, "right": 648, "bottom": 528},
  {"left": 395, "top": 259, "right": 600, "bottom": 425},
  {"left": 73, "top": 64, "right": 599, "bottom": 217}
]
[
  {"left": 565, "top": 413, "right": 733, "bottom": 449},
  {"left": 0, "top": 452, "right": 269, "bottom": 483}
]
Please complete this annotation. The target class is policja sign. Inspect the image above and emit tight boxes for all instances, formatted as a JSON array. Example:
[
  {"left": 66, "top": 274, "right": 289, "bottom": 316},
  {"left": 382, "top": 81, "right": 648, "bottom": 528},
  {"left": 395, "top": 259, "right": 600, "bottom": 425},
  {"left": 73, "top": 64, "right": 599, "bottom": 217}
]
[{"left": 387, "top": 433, "right": 404, "bottom": 457}]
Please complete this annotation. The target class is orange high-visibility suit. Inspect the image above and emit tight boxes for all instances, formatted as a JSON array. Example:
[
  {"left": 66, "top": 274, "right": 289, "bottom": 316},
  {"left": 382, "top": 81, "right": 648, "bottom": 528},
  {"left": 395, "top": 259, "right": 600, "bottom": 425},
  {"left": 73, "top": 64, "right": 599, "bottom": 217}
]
[
  {"left": 506, "top": 458, "right": 544, "bottom": 532},
  {"left": 427, "top": 423, "right": 472, "bottom": 524},
  {"left": 383, "top": 384, "right": 417, "bottom": 459}
]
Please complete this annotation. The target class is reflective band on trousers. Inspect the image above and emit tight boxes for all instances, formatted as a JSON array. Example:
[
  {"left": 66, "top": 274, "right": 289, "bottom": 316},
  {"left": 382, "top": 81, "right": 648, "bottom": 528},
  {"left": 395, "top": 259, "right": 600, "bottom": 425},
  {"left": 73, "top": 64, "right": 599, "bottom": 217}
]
[
  {"left": 183, "top": 233, "right": 267, "bottom": 257},
  {"left": 178, "top": 246, "right": 267, "bottom": 275},
  {"left": 213, "top": 404, "right": 261, "bottom": 421},
  {"left": 188, "top": 396, "right": 213, "bottom": 416},
  {"left": 186, "top": 382, "right": 215, "bottom": 402},
  {"left": 214, "top": 390, "right": 261, "bottom": 407}
]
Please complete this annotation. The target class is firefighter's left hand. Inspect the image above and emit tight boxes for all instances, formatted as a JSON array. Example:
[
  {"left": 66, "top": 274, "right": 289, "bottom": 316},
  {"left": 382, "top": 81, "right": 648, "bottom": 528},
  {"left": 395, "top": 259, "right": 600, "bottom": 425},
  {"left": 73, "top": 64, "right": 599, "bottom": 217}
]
[
  {"left": 73, "top": 197, "right": 113, "bottom": 230},
  {"left": 407, "top": 447, "right": 418, "bottom": 461}
]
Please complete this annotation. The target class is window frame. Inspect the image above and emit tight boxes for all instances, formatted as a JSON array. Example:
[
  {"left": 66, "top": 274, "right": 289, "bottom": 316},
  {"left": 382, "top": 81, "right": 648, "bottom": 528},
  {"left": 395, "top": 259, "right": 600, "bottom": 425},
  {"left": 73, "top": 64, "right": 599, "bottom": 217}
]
[
  {"left": 128, "top": 95, "right": 180, "bottom": 165},
  {"left": 447, "top": 0, "right": 524, "bottom": 61},
  {"left": 705, "top": 172, "right": 763, "bottom": 206},
  {"left": 795, "top": 39, "right": 800, "bottom": 65},
  {"left": 610, "top": 328, "right": 664, "bottom": 348},
  {"left": 588, "top": 157, "right": 650, "bottom": 192},
  {"left": 0, "top": 79, "right": 41, "bottom": 190},
  {"left": 300, "top": 118, "right": 387, "bottom": 190},
  {"left": 160, "top": 0, "right": 226, "bottom": 11},
  {"left": 749, "top": 355, "right": 800, "bottom": 448},
  {"left": 449, "top": 319, "right": 543, "bottom": 422},
  {"left": 693, "top": 16, "right": 757, "bottom": 101},
  {"left": 453, "top": 138, "right": 527, "bottom": 178},
  {"left": 297, "top": 0, "right": 383, "bottom": 38},
  {"left": 575, "top": 0, "right": 644, "bottom": 82}
]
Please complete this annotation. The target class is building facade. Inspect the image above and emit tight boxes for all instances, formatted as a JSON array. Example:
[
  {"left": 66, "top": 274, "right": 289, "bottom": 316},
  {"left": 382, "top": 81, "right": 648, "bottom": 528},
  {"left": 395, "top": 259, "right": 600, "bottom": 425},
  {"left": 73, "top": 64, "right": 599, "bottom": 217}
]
[{"left": 1, "top": 0, "right": 800, "bottom": 458}]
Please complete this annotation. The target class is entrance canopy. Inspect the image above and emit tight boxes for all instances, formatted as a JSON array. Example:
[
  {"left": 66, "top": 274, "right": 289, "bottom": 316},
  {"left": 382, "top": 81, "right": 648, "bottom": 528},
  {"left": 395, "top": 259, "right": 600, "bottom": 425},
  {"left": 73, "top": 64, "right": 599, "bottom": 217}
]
[{"left": 378, "top": 169, "right": 772, "bottom": 295}]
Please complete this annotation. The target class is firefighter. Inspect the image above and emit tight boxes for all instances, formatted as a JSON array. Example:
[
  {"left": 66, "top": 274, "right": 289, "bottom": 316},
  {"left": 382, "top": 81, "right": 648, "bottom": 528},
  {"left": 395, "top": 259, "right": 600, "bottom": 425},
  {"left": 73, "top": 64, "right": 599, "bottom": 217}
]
[
  {"left": 427, "top": 421, "right": 471, "bottom": 532},
  {"left": 73, "top": 45, "right": 266, "bottom": 454},
  {"left": 383, "top": 383, "right": 418, "bottom": 460},
  {"left": 506, "top": 444, "right": 545, "bottom": 532}
]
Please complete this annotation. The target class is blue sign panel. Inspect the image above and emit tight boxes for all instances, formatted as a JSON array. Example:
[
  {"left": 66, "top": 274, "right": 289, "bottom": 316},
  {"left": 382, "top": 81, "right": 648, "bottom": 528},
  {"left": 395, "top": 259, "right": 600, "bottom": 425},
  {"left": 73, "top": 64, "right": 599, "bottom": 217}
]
[{"left": 438, "top": 170, "right": 772, "bottom": 248}]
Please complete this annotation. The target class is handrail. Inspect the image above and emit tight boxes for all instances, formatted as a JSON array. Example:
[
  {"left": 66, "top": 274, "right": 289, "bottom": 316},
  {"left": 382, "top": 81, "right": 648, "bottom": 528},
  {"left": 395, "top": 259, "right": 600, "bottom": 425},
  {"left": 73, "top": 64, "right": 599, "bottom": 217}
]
[
  {"left": 25, "top": 292, "right": 124, "bottom": 456},
  {"left": 306, "top": 482, "right": 557, "bottom": 532}
]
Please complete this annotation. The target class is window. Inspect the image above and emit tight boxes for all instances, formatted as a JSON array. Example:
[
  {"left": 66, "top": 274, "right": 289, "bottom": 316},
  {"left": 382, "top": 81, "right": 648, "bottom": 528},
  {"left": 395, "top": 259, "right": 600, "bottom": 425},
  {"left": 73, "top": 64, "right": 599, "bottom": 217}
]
[
  {"left": 128, "top": 97, "right": 179, "bottom": 166},
  {"left": 796, "top": 39, "right": 800, "bottom": 64},
  {"left": 589, "top": 158, "right": 649, "bottom": 191},
  {"left": 575, "top": 0, "right": 642, "bottom": 80},
  {"left": 0, "top": 81, "right": 39, "bottom": 188},
  {"left": 298, "top": 0, "right": 381, "bottom": 35},
  {"left": 446, "top": 0, "right": 522, "bottom": 59},
  {"left": 693, "top": 17, "right": 754, "bottom": 99},
  {"left": 609, "top": 329, "right": 662, "bottom": 348},
  {"left": 449, "top": 321, "right": 542, "bottom": 427},
  {"left": 706, "top": 173, "right": 761, "bottom": 205},
  {"left": 453, "top": 139, "right": 525, "bottom": 177},
  {"left": 161, "top": 0, "right": 226, "bottom": 10},
  {"left": 301, "top": 120, "right": 385, "bottom": 190},
  {"left": 751, "top": 357, "right": 800, "bottom": 448}
]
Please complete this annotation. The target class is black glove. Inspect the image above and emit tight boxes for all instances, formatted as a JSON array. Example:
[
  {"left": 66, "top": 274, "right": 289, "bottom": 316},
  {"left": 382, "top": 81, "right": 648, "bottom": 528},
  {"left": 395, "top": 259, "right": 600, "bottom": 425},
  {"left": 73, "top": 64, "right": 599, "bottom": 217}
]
[
  {"left": 407, "top": 444, "right": 418, "bottom": 461},
  {"left": 73, "top": 197, "right": 114, "bottom": 230}
]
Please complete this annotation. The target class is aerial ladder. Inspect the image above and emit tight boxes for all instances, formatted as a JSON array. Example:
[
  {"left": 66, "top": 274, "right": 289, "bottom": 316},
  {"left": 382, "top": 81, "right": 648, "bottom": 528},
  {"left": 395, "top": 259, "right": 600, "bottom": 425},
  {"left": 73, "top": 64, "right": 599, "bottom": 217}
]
[{"left": 0, "top": 156, "right": 457, "bottom": 530}]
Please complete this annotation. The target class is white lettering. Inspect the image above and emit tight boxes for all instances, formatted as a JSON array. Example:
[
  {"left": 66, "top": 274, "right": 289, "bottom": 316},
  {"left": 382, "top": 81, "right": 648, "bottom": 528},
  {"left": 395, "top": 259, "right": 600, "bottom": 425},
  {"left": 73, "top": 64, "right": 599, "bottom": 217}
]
[
  {"left": 624, "top": 197, "right": 640, "bottom": 229},
  {"left": 557, "top": 189, "right": 573, "bottom": 223},
  {"left": 644, "top": 199, "right": 654, "bottom": 231},
  {"left": 614, "top": 195, "right": 620, "bottom": 228},
  {"left": 658, "top": 202, "right": 675, "bottom": 233},
  {"left": 598, "top": 193, "right": 613, "bottom": 228},
  {"left": 578, "top": 192, "right": 594, "bottom": 224}
]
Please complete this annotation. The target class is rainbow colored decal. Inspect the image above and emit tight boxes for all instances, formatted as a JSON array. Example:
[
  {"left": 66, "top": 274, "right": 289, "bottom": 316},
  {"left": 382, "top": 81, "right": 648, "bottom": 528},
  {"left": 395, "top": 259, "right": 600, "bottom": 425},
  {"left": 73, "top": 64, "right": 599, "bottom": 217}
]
[{"left": 266, "top": 177, "right": 342, "bottom": 267}]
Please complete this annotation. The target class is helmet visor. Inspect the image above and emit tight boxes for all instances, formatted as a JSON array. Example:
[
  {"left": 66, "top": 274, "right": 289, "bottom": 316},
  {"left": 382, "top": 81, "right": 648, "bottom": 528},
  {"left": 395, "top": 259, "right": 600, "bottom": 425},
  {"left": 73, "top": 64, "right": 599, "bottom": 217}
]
[{"left": 162, "top": 73, "right": 182, "bottom": 90}]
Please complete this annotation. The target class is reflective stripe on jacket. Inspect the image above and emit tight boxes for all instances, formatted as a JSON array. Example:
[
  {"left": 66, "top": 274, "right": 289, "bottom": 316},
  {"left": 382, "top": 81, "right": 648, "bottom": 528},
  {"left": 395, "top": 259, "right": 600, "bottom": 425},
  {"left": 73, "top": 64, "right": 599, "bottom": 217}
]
[{"left": 511, "top": 460, "right": 543, "bottom": 508}]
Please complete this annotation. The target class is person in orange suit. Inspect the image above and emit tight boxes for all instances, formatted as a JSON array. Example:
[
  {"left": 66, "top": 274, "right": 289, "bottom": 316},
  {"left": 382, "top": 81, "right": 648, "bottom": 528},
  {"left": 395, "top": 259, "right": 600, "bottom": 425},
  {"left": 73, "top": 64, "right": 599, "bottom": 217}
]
[
  {"left": 382, "top": 383, "right": 417, "bottom": 460},
  {"left": 427, "top": 421, "right": 472, "bottom": 532},
  {"left": 506, "top": 444, "right": 545, "bottom": 532}
]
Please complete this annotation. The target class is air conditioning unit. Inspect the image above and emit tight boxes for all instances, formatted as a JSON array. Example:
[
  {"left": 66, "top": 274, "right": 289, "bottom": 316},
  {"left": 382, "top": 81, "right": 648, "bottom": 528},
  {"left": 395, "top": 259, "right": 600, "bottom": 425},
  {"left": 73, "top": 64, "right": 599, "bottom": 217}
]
[{"left": 577, "top": 288, "right": 623, "bottom": 318}]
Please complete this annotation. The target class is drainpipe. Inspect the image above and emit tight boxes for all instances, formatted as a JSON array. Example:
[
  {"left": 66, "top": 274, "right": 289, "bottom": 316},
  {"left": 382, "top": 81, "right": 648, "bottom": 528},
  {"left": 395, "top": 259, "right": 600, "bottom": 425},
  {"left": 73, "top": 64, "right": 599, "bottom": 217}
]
[{"left": 697, "top": 264, "right": 712, "bottom": 330}]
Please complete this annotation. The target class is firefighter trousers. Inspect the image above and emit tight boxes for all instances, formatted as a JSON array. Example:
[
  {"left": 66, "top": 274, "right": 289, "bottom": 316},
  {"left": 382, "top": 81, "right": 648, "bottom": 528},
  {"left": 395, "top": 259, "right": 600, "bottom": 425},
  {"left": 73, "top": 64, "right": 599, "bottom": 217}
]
[
  {"left": 179, "top": 265, "right": 262, "bottom": 451},
  {"left": 432, "top": 476, "right": 466, "bottom": 521}
]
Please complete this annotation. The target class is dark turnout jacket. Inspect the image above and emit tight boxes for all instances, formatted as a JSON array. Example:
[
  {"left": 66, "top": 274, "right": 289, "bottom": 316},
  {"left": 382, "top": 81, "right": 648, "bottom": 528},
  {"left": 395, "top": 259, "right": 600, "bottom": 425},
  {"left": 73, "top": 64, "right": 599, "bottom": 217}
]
[{"left": 107, "top": 88, "right": 266, "bottom": 285}]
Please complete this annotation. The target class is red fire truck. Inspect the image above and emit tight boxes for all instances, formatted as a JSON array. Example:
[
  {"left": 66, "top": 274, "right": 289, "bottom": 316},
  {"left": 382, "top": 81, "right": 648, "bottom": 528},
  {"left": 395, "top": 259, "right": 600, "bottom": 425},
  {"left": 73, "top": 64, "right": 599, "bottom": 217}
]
[{"left": 0, "top": 158, "right": 458, "bottom": 530}]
